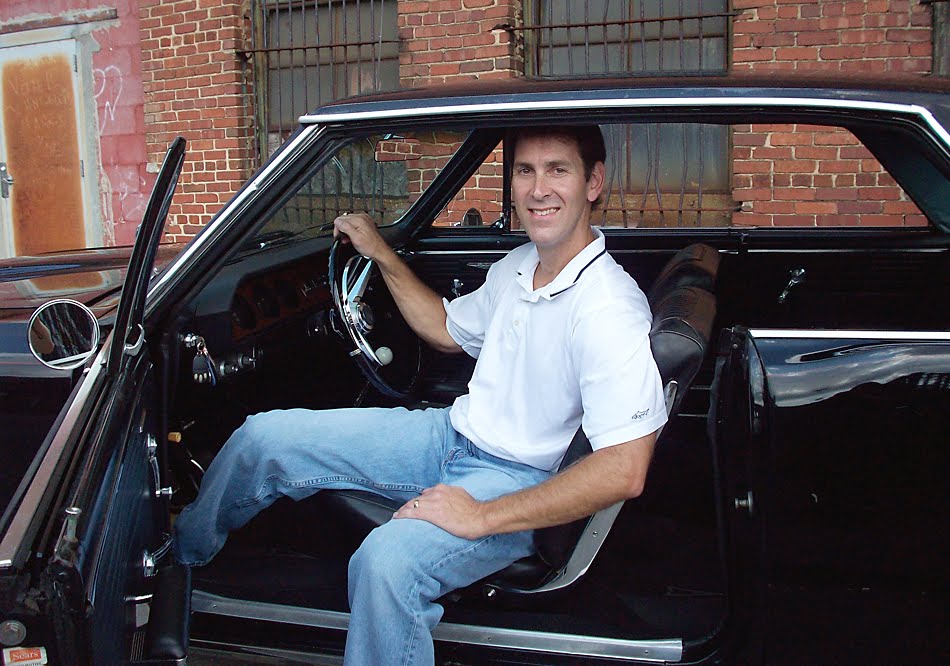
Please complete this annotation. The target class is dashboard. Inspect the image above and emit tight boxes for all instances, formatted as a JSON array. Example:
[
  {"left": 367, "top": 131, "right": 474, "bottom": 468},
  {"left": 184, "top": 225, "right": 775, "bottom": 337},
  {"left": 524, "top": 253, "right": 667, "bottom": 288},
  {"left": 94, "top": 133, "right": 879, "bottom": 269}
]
[{"left": 230, "top": 259, "right": 330, "bottom": 342}]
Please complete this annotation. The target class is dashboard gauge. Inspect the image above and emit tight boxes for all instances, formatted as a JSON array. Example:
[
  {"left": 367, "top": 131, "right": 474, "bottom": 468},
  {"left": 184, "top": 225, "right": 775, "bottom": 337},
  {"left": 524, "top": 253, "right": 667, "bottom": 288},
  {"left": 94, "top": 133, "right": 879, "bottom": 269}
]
[
  {"left": 253, "top": 285, "right": 280, "bottom": 318},
  {"left": 231, "top": 294, "right": 257, "bottom": 330}
]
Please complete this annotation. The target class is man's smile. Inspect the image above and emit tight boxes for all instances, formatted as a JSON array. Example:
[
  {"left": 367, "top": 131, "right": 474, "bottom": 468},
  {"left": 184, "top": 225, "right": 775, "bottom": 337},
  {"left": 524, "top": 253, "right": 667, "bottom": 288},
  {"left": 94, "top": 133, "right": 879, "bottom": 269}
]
[{"left": 529, "top": 207, "right": 560, "bottom": 217}]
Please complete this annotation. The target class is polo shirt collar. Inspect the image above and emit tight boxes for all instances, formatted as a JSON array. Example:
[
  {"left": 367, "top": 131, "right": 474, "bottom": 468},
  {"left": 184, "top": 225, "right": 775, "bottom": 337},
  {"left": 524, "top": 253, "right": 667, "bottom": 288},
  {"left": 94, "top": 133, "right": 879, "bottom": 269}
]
[{"left": 515, "top": 227, "right": 607, "bottom": 301}]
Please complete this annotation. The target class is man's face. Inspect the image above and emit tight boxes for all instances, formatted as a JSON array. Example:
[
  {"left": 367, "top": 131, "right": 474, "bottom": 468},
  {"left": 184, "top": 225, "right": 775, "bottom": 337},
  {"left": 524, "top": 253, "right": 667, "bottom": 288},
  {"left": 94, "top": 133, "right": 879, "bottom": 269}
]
[{"left": 511, "top": 134, "right": 605, "bottom": 252}]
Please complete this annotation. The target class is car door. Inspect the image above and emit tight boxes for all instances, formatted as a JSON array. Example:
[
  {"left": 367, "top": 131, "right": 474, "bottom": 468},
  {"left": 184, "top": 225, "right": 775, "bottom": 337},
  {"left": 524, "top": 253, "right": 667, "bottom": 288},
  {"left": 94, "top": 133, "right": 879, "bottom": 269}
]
[
  {"left": 714, "top": 326, "right": 950, "bottom": 665},
  {"left": 0, "top": 138, "right": 188, "bottom": 665}
]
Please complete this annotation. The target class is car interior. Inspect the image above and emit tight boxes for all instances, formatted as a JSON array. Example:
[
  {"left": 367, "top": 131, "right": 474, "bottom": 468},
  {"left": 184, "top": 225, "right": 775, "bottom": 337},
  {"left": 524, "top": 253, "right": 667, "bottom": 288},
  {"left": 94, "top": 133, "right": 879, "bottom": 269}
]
[{"left": 154, "top": 117, "right": 949, "bottom": 660}]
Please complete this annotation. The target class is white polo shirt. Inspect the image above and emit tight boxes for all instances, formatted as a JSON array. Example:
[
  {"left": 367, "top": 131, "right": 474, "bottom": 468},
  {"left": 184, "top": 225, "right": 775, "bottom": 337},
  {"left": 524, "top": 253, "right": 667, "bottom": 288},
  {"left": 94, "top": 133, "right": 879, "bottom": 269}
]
[{"left": 444, "top": 228, "right": 667, "bottom": 471}]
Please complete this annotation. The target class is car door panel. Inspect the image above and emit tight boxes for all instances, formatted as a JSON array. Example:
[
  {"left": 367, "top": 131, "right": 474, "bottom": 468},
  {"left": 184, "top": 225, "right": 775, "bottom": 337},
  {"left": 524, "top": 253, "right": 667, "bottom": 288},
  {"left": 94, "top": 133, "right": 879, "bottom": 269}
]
[
  {"left": 717, "top": 328, "right": 950, "bottom": 664},
  {"left": 48, "top": 351, "right": 166, "bottom": 664},
  {"left": 717, "top": 245, "right": 949, "bottom": 331}
]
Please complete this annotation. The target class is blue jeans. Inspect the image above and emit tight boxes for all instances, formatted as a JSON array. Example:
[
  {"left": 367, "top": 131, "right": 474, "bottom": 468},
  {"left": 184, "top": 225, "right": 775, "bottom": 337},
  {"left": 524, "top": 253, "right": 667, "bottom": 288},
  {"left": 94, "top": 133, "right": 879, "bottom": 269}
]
[{"left": 173, "top": 406, "right": 551, "bottom": 666}]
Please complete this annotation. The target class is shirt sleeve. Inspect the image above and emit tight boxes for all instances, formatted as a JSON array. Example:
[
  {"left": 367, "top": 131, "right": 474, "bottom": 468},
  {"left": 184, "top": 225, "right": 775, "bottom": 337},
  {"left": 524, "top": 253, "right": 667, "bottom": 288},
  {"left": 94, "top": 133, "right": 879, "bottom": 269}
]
[
  {"left": 443, "top": 268, "right": 496, "bottom": 358},
  {"left": 572, "top": 301, "right": 668, "bottom": 450}
]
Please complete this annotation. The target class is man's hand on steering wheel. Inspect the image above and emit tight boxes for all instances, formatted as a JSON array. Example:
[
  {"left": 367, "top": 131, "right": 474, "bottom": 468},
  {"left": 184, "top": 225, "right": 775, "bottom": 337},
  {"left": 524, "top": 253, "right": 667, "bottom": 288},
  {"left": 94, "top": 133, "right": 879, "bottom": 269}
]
[{"left": 333, "top": 213, "right": 394, "bottom": 265}]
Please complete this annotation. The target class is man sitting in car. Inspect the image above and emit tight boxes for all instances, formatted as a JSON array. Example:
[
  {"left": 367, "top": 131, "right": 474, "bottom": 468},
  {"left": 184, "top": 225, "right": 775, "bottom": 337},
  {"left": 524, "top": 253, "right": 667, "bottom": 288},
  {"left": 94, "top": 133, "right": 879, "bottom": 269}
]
[{"left": 174, "top": 124, "right": 667, "bottom": 666}]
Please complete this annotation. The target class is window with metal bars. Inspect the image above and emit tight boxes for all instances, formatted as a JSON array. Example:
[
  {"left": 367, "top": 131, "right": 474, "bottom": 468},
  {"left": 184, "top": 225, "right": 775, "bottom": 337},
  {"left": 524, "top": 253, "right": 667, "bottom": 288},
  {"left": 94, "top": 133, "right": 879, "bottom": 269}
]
[
  {"left": 249, "top": 0, "right": 399, "bottom": 158},
  {"left": 521, "top": 0, "right": 733, "bottom": 227}
]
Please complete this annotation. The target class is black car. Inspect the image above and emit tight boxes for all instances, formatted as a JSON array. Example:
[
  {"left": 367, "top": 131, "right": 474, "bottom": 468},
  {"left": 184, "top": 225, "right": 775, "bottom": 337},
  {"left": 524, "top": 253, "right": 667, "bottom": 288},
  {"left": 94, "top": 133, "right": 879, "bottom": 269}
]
[{"left": 0, "top": 76, "right": 947, "bottom": 665}]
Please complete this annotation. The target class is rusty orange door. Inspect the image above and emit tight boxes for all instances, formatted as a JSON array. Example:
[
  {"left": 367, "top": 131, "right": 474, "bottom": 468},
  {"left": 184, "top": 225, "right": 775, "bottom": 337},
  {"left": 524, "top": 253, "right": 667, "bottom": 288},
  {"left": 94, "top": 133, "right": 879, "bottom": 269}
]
[{"left": 0, "top": 39, "right": 100, "bottom": 259}]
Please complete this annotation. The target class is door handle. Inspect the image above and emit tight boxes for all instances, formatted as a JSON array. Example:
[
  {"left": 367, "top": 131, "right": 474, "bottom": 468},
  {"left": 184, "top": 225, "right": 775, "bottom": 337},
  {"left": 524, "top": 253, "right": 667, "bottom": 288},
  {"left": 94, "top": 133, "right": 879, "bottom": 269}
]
[
  {"left": 777, "top": 267, "right": 806, "bottom": 304},
  {"left": 0, "top": 163, "right": 13, "bottom": 199}
]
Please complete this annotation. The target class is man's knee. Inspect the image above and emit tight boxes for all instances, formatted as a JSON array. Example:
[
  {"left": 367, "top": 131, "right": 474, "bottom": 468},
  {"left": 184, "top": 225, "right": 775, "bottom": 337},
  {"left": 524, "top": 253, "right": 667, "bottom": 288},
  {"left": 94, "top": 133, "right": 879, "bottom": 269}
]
[
  {"left": 228, "top": 410, "right": 312, "bottom": 466},
  {"left": 349, "top": 524, "right": 433, "bottom": 599}
]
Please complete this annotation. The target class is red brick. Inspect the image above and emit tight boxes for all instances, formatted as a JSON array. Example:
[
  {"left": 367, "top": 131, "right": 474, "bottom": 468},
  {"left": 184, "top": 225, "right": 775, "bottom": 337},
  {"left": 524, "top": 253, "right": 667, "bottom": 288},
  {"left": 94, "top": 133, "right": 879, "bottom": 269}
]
[
  {"left": 775, "top": 46, "right": 824, "bottom": 60},
  {"left": 795, "top": 201, "right": 838, "bottom": 214},
  {"left": 838, "top": 201, "right": 884, "bottom": 214},
  {"left": 734, "top": 48, "right": 776, "bottom": 63},
  {"left": 756, "top": 201, "right": 797, "bottom": 214},
  {"left": 773, "top": 160, "right": 817, "bottom": 174},
  {"left": 774, "top": 187, "right": 817, "bottom": 201},
  {"left": 885, "top": 28, "right": 931, "bottom": 42},
  {"left": 737, "top": 188, "right": 773, "bottom": 201},
  {"left": 796, "top": 31, "right": 839, "bottom": 46},
  {"left": 794, "top": 146, "right": 838, "bottom": 160},
  {"left": 753, "top": 146, "right": 794, "bottom": 159},
  {"left": 732, "top": 213, "right": 775, "bottom": 226},
  {"left": 771, "top": 215, "right": 817, "bottom": 226}
]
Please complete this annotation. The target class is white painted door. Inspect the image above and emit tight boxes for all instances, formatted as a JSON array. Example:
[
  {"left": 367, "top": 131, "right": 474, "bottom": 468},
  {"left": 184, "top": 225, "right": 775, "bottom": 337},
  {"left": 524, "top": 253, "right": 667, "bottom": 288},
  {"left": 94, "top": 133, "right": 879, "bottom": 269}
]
[{"left": 0, "top": 38, "right": 101, "bottom": 259}]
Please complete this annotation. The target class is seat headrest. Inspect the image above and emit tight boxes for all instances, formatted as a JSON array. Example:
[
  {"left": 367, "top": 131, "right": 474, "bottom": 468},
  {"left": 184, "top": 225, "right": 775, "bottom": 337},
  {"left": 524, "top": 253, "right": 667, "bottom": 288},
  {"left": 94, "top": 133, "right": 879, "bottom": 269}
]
[{"left": 647, "top": 244, "right": 720, "bottom": 306}]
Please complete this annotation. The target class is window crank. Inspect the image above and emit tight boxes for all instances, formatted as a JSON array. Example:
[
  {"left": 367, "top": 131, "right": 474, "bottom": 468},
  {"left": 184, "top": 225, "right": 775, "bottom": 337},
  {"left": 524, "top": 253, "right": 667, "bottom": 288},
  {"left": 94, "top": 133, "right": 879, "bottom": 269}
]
[{"left": 777, "top": 267, "right": 806, "bottom": 304}]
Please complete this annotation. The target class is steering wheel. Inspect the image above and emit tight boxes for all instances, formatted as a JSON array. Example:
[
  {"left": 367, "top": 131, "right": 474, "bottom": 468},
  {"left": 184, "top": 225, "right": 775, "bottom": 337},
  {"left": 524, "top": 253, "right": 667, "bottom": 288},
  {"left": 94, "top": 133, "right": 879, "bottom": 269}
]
[{"left": 329, "top": 238, "right": 416, "bottom": 400}]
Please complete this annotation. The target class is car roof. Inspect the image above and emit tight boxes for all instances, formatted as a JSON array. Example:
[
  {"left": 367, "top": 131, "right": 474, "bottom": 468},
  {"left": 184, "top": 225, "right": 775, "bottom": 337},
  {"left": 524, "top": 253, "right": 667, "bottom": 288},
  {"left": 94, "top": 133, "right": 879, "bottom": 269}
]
[{"left": 301, "top": 73, "right": 950, "bottom": 123}]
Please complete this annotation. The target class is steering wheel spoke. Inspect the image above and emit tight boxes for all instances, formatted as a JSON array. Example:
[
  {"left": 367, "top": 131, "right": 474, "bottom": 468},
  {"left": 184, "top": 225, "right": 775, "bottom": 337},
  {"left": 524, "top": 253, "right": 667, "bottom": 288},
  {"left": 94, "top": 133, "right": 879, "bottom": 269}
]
[
  {"left": 343, "top": 255, "right": 374, "bottom": 304},
  {"left": 329, "top": 239, "right": 416, "bottom": 400}
]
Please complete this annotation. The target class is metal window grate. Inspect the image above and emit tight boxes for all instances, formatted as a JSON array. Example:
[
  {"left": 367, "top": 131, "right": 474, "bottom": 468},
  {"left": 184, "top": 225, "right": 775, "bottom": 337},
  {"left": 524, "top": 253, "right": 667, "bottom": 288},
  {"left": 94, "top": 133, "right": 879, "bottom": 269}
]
[
  {"left": 521, "top": 0, "right": 732, "bottom": 77},
  {"left": 520, "top": 1, "right": 733, "bottom": 227},
  {"left": 247, "top": 0, "right": 399, "bottom": 160}
]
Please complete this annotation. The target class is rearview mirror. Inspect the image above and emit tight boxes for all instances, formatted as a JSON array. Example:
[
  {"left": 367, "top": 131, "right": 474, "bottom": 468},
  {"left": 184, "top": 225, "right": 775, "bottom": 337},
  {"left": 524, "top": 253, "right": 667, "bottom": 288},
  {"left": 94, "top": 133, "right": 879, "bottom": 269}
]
[{"left": 28, "top": 299, "right": 100, "bottom": 370}]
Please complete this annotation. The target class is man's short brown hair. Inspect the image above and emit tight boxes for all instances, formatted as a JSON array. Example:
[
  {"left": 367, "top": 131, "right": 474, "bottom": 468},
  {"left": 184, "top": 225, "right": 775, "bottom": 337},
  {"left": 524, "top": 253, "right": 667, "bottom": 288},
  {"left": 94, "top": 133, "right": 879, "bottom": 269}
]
[{"left": 509, "top": 125, "right": 607, "bottom": 181}]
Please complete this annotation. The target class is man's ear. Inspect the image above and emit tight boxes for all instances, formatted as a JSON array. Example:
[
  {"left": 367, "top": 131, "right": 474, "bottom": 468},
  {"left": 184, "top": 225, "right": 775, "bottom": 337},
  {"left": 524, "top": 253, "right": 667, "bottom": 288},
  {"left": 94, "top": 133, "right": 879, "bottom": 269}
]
[{"left": 587, "top": 161, "right": 606, "bottom": 203}]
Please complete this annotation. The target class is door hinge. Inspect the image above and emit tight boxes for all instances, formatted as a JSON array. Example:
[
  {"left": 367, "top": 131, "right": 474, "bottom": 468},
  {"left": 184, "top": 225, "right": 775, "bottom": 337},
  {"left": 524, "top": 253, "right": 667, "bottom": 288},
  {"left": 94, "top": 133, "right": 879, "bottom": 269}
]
[{"left": 80, "top": 160, "right": 84, "bottom": 178}]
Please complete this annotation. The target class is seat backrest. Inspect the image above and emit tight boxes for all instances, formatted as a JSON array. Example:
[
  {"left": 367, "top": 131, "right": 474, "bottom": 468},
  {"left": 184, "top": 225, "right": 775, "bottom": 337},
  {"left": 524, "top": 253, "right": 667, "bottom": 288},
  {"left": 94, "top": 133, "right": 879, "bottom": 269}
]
[
  {"left": 532, "top": 283, "right": 717, "bottom": 576},
  {"left": 649, "top": 285, "right": 717, "bottom": 416}
]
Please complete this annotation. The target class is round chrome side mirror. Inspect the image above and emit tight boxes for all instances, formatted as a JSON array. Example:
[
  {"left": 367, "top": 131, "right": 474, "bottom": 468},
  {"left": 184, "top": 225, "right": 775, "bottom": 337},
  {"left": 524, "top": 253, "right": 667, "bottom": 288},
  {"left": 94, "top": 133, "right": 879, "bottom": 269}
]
[{"left": 28, "top": 299, "right": 100, "bottom": 370}]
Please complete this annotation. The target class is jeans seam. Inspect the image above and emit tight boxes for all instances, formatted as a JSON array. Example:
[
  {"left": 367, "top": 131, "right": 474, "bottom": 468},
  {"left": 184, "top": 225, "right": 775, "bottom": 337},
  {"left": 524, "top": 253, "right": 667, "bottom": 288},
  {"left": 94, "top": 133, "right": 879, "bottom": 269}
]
[
  {"left": 400, "top": 534, "right": 499, "bottom": 666},
  {"left": 223, "top": 474, "right": 426, "bottom": 512}
]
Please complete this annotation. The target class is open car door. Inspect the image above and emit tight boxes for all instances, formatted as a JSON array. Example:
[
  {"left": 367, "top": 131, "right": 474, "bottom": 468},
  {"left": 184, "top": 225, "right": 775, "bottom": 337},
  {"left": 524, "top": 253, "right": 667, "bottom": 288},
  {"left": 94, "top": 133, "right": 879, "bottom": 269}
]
[{"left": 0, "top": 138, "right": 189, "bottom": 665}]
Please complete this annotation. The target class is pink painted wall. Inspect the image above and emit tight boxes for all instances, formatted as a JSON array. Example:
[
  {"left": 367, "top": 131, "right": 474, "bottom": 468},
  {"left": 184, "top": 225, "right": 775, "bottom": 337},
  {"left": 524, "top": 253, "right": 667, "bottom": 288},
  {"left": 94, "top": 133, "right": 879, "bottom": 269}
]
[{"left": 1, "top": 0, "right": 154, "bottom": 248}]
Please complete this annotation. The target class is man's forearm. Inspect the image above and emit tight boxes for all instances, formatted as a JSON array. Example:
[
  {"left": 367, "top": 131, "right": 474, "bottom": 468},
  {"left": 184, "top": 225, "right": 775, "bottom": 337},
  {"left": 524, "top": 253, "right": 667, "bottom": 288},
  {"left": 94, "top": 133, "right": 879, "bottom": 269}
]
[
  {"left": 375, "top": 248, "right": 461, "bottom": 354},
  {"left": 477, "top": 434, "right": 655, "bottom": 536}
]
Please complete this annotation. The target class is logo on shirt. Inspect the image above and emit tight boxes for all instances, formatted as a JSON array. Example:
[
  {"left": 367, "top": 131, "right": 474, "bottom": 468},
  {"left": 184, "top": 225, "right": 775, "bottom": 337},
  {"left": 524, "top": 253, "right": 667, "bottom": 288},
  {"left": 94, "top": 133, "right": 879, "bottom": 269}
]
[{"left": 632, "top": 409, "right": 650, "bottom": 420}]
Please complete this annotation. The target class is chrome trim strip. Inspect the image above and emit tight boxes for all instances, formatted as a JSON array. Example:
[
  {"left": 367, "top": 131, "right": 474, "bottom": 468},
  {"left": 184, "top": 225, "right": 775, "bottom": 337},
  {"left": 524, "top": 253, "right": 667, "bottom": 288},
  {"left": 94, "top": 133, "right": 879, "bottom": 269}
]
[
  {"left": 493, "top": 502, "right": 624, "bottom": 596},
  {"left": 724, "top": 248, "right": 947, "bottom": 254},
  {"left": 192, "top": 590, "right": 683, "bottom": 662},
  {"left": 414, "top": 249, "right": 510, "bottom": 255},
  {"left": 748, "top": 329, "right": 950, "bottom": 341},
  {"left": 193, "top": 642, "right": 344, "bottom": 666},
  {"left": 0, "top": 343, "right": 108, "bottom": 568},
  {"left": 300, "top": 97, "right": 950, "bottom": 150}
]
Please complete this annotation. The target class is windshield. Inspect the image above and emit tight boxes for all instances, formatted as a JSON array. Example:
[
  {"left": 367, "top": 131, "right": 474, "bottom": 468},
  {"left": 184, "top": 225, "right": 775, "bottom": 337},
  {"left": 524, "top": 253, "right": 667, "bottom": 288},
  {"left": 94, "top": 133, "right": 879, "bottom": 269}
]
[{"left": 249, "top": 129, "right": 473, "bottom": 249}]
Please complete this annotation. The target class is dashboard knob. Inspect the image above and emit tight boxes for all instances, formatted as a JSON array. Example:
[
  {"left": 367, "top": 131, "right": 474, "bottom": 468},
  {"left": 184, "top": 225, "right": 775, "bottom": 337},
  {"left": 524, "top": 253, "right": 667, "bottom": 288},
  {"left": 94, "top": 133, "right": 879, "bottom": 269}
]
[{"left": 375, "top": 346, "right": 393, "bottom": 366}]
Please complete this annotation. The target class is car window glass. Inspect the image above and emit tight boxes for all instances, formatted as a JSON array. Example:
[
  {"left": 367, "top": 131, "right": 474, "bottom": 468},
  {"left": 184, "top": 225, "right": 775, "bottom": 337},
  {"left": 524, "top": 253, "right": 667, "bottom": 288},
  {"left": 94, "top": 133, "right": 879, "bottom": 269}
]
[
  {"left": 430, "top": 140, "right": 505, "bottom": 229},
  {"left": 254, "top": 130, "right": 471, "bottom": 243},
  {"left": 500, "top": 122, "right": 927, "bottom": 231}
]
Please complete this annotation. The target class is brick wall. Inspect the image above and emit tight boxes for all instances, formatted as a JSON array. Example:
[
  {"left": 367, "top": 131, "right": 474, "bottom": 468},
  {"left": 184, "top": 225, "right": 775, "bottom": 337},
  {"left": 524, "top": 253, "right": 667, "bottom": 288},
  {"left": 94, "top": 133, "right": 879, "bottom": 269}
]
[
  {"left": 398, "top": 0, "right": 521, "bottom": 86},
  {"left": 140, "top": 0, "right": 255, "bottom": 242},
  {"left": 398, "top": 0, "right": 519, "bottom": 226},
  {"left": 731, "top": 0, "right": 932, "bottom": 227}
]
